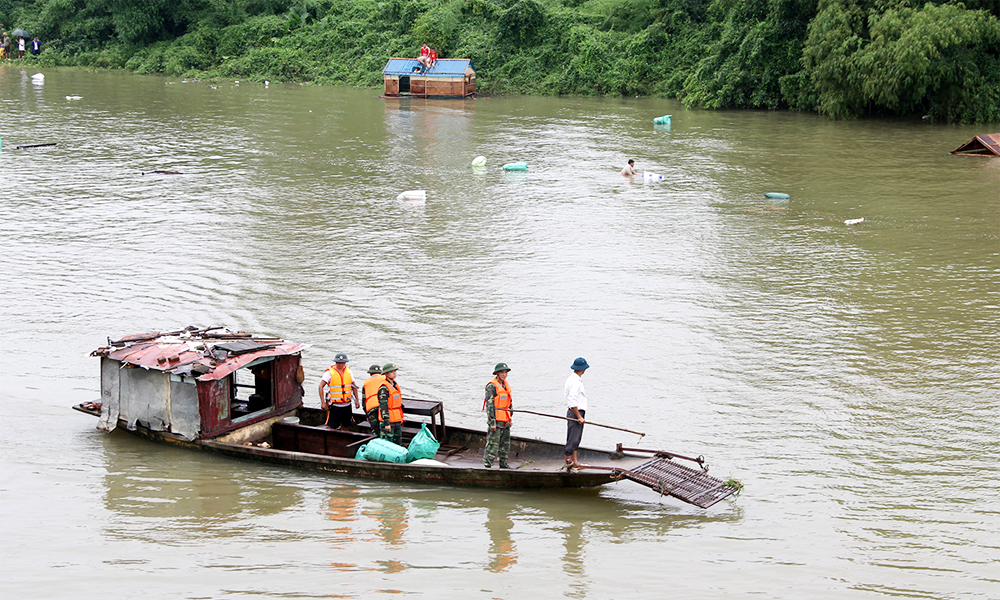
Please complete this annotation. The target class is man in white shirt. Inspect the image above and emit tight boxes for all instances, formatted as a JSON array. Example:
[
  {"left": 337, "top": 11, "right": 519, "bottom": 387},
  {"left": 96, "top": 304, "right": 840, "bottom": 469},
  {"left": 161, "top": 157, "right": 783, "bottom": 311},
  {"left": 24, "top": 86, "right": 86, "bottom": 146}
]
[
  {"left": 564, "top": 357, "right": 590, "bottom": 470},
  {"left": 318, "top": 352, "right": 359, "bottom": 429}
]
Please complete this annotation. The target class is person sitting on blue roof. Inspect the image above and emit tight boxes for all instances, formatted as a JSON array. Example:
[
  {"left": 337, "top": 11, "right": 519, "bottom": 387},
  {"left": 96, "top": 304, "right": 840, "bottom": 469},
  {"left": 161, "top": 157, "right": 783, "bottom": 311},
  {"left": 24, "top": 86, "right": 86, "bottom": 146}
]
[{"left": 417, "top": 43, "right": 430, "bottom": 71}]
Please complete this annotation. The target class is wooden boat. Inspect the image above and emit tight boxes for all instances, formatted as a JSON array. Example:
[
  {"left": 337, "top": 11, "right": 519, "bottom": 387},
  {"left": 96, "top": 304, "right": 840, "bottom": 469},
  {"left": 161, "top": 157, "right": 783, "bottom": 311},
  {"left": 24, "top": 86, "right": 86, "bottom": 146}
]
[{"left": 75, "top": 328, "right": 736, "bottom": 508}]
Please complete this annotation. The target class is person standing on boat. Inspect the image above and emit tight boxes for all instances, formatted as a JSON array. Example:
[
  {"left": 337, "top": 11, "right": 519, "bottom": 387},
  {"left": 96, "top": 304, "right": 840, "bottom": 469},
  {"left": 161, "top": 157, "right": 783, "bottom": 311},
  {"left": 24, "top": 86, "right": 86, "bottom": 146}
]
[
  {"left": 483, "top": 362, "right": 513, "bottom": 469},
  {"left": 319, "top": 353, "right": 359, "bottom": 430},
  {"left": 564, "top": 357, "right": 589, "bottom": 471},
  {"left": 621, "top": 159, "right": 636, "bottom": 176},
  {"left": 377, "top": 363, "right": 404, "bottom": 445},
  {"left": 362, "top": 364, "right": 383, "bottom": 432}
]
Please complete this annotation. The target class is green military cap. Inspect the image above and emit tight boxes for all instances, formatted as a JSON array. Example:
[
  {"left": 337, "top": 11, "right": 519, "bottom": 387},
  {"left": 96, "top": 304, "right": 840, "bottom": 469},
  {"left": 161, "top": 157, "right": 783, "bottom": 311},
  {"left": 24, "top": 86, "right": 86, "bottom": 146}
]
[
  {"left": 368, "top": 364, "right": 382, "bottom": 374},
  {"left": 381, "top": 362, "right": 398, "bottom": 374},
  {"left": 493, "top": 362, "right": 511, "bottom": 374}
]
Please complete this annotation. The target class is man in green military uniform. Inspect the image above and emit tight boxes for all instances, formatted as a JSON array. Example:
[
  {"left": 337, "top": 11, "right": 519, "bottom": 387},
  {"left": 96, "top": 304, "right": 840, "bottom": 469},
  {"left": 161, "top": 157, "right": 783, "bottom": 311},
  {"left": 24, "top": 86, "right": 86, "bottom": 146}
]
[
  {"left": 378, "top": 362, "right": 404, "bottom": 445},
  {"left": 483, "top": 362, "right": 513, "bottom": 469}
]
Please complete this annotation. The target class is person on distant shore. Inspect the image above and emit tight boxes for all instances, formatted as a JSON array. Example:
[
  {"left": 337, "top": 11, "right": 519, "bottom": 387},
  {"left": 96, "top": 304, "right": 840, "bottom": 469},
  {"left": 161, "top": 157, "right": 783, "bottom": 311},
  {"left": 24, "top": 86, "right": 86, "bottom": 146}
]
[
  {"left": 483, "top": 362, "right": 513, "bottom": 469},
  {"left": 1, "top": 33, "right": 9, "bottom": 60},
  {"left": 362, "top": 364, "right": 383, "bottom": 432},
  {"left": 620, "top": 159, "right": 636, "bottom": 176},
  {"left": 18, "top": 36, "right": 24, "bottom": 59},
  {"left": 319, "top": 353, "right": 359, "bottom": 430},
  {"left": 377, "top": 363, "right": 404, "bottom": 445},
  {"left": 30, "top": 37, "right": 40, "bottom": 56},
  {"left": 564, "top": 357, "right": 590, "bottom": 471}
]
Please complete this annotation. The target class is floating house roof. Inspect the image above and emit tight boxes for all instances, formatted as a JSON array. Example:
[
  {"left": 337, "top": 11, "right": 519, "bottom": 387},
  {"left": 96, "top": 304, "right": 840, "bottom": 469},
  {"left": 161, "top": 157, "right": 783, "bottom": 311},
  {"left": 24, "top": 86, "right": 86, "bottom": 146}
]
[
  {"left": 92, "top": 327, "right": 306, "bottom": 382},
  {"left": 951, "top": 133, "right": 1000, "bottom": 156},
  {"left": 383, "top": 58, "right": 475, "bottom": 77}
]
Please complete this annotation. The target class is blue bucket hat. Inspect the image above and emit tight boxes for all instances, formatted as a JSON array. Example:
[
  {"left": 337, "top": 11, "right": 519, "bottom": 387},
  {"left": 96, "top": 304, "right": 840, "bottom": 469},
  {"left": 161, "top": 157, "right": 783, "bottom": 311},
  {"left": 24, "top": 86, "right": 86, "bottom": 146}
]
[
  {"left": 571, "top": 357, "right": 590, "bottom": 371},
  {"left": 334, "top": 352, "right": 348, "bottom": 363}
]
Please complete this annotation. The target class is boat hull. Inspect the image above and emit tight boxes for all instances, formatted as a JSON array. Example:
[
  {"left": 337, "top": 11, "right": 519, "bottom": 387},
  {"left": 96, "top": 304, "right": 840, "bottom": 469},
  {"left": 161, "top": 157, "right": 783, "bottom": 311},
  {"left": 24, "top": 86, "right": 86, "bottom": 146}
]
[{"left": 74, "top": 404, "right": 644, "bottom": 490}]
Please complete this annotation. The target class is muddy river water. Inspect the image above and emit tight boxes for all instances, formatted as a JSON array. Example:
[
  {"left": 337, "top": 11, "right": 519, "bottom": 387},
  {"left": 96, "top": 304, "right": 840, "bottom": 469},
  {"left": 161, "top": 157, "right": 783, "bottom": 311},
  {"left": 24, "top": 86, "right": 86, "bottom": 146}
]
[{"left": 2, "top": 67, "right": 998, "bottom": 599}]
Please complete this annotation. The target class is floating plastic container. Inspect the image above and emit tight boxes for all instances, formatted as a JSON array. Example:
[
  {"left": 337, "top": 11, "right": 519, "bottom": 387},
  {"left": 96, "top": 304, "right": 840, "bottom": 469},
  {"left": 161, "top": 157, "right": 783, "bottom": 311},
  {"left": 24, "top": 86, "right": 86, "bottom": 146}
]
[
  {"left": 282, "top": 416, "right": 300, "bottom": 424},
  {"left": 642, "top": 171, "right": 664, "bottom": 182},
  {"left": 406, "top": 423, "right": 441, "bottom": 462},
  {"left": 765, "top": 192, "right": 790, "bottom": 200},
  {"left": 397, "top": 190, "right": 426, "bottom": 202},
  {"left": 356, "top": 438, "right": 410, "bottom": 463},
  {"left": 502, "top": 162, "right": 528, "bottom": 171},
  {"left": 844, "top": 218, "right": 865, "bottom": 225},
  {"left": 653, "top": 115, "right": 671, "bottom": 125},
  {"left": 31, "top": 73, "right": 44, "bottom": 80},
  {"left": 471, "top": 156, "right": 486, "bottom": 167}
]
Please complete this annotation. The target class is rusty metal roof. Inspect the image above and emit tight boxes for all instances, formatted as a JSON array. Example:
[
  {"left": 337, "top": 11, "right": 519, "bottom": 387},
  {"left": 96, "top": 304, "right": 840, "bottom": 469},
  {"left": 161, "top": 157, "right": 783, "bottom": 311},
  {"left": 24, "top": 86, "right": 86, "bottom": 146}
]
[
  {"left": 951, "top": 133, "right": 1000, "bottom": 156},
  {"left": 91, "top": 327, "right": 306, "bottom": 382}
]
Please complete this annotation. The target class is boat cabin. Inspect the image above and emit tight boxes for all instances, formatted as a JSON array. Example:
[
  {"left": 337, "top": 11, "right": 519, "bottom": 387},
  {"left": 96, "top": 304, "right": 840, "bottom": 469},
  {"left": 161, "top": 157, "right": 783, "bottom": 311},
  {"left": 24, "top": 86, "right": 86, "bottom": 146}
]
[
  {"left": 951, "top": 133, "right": 1000, "bottom": 156},
  {"left": 91, "top": 327, "right": 306, "bottom": 440},
  {"left": 382, "top": 58, "right": 476, "bottom": 98}
]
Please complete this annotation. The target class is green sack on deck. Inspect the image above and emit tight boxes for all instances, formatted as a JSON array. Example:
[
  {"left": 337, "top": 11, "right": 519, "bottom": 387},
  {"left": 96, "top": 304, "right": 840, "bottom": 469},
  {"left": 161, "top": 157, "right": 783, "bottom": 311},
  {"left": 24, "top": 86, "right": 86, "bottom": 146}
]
[
  {"left": 358, "top": 438, "right": 410, "bottom": 463},
  {"left": 406, "top": 423, "right": 441, "bottom": 462}
]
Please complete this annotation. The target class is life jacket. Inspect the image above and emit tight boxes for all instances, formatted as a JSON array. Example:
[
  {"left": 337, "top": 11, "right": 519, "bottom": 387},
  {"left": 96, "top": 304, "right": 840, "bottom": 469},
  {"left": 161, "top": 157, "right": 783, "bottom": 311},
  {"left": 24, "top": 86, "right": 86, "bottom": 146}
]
[
  {"left": 363, "top": 375, "right": 383, "bottom": 412},
  {"left": 483, "top": 377, "right": 512, "bottom": 423},
  {"left": 380, "top": 379, "right": 404, "bottom": 423},
  {"left": 324, "top": 366, "right": 354, "bottom": 405}
]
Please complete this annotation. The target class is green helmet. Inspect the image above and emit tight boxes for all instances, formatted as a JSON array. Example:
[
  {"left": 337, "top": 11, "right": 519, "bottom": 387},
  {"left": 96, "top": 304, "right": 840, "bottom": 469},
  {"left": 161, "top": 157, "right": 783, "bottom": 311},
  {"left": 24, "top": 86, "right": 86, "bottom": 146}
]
[
  {"left": 493, "top": 362, "right": 511, "bottom": 374},
  {"left": 368, "top": 364, "right": 382, "bottom": 374},
  {"left": 381, "top": 362, "right": 398, "bottom": 374}
]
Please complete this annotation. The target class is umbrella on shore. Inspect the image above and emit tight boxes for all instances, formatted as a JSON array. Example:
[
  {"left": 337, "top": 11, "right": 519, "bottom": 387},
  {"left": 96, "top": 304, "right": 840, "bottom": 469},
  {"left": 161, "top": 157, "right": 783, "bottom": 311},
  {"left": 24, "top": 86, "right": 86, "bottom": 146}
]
[{"left": 10, "top": 29, "right": 30, "bottom": 38}]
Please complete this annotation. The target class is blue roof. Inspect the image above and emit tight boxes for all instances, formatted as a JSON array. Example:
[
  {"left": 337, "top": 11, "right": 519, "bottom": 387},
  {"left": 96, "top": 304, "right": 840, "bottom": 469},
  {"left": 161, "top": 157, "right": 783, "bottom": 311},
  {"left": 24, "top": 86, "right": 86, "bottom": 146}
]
[{"left": 383, "top": 58, "right": 475, "bottom": 77}]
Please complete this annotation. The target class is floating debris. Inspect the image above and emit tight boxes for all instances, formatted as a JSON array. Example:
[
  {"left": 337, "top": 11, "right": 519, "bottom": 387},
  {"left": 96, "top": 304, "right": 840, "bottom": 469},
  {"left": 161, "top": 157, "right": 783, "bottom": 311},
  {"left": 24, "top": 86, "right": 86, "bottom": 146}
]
[{"left": 397, "top": 190, "right": 426, "bottom": 202}]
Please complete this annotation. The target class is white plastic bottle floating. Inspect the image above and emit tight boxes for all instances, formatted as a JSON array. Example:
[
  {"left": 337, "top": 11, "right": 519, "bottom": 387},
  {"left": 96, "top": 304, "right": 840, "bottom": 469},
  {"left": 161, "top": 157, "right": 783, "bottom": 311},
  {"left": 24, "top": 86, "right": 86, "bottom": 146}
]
[
  {"left": 397, "top": 190, "right": 426, "bottom": 202},
  {"left": 844, "top": 217, "right": 865, "bottom": 225},
  {"left": 471, "top": 156, "right": 486, "bottom": 167},
  {"left": 65, "top": 95, "right": 83, "bottom": 100},
  {"left": 642, "top": 171, "right": 664, "bottom": 182},
  {"left": 31, "top": 73, "right": 44, "bottom": 80}
]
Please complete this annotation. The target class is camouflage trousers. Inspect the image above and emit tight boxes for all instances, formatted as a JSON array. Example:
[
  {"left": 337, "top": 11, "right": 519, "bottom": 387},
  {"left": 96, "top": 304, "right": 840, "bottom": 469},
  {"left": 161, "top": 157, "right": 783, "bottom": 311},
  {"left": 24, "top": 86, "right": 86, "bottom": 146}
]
[
  {"left": 366, "top": 408, "right": 380, "bottom": 433},
  {"left": 380, "top": 421, "right": 402, "bottom": 446},
  {"left": 484, "top": 422, "right": 511, "bottom": 467}
]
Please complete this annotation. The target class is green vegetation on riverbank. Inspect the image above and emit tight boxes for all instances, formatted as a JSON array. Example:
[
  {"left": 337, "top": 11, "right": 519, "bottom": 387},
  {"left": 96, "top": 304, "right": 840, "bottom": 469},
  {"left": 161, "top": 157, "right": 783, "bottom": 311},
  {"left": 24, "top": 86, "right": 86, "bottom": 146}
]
[{"left": 2, "top": 0, "right": 999, "bottom": 122}]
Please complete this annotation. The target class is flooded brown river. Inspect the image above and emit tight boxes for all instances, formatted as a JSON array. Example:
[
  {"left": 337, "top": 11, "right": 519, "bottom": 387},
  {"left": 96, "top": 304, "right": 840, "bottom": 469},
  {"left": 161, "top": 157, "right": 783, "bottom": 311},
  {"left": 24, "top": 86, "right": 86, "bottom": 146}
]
[{"left": 1, "top": 67, "right": 998, "bottom": 599}]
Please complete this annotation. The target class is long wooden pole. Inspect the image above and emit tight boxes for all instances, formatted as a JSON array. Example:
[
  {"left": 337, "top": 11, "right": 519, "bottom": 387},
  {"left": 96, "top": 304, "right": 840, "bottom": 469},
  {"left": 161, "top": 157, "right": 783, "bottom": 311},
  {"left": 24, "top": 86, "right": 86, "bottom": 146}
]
[{"left": 504, "top": 408, "right": 645, "bottom": 440}]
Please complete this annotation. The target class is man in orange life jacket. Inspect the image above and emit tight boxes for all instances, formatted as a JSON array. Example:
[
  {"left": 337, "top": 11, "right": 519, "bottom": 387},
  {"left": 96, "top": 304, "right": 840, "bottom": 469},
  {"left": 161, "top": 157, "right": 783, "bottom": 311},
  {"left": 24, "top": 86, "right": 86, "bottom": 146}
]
[
  {"left": 361, "top": 364, "right": 383, "bottom": 432},
  {"left": 377, "top": 362, "right": 404, "bottom": 445},
  {"left": 318, "top": 353, "right": 359, "bottom": 429},
  {"left": 483, "top": 362, "right": 513, "bottom": 469}
]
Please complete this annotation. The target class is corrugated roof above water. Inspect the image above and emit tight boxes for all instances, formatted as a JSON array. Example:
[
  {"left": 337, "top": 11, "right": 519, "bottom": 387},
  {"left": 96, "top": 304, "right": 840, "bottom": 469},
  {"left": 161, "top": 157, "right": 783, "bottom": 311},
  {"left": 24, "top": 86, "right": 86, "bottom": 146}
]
[
  {"left": 951, "top": 133, "right": 1000, "bottom": 156},
  {"left": 383, "top": 58, "right": 474, "bottom": 76},
  {"left": 91, "top": 327, "right": 307, "bottom": 382}
]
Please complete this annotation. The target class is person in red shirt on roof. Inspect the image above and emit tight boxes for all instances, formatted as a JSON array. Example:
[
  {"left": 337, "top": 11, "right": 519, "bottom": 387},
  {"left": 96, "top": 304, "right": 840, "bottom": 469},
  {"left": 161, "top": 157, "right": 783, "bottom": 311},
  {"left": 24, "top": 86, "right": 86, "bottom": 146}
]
[
  {"left": 427, "top": 48, "right": 438, "bottom": 70},
  {"left": 417, "top": 43, "right": 430, "bottom": 70}
]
